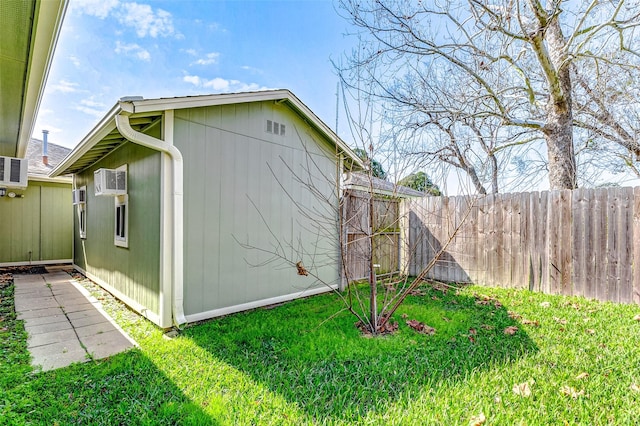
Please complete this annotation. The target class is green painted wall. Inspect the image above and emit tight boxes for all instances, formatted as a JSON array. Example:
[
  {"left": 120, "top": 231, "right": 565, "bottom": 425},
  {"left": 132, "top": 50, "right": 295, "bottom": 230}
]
[
  {"left": 175, "top": 101, "right": 341, "bottom": 317},
  {"left": 0, "top": 180, "right": 72, "bottom": 264},
  {"left": 73, "top": 142, "right": 162, "bottom": 314}
]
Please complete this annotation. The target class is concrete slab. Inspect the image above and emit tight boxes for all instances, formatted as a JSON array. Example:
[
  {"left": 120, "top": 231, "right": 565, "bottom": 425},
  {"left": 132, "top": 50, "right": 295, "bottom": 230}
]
[
  {"left": 23, "top": 313, "right": 68, "bottom": 327},
  {"left": 60, "top": 302, "right": 94, "bottom": 314},
  {"left": 75, "top": 321, "right": 120, "bottom": 338},
  {"left": 13, "top": 271, "right": 136, "bottom": 371},
  {"left": 82, "top": 330, "right": 134, "bottom": 359},
  {"left": 69, "top": 312, "right": 110, "bottom": 328},
  {"left": 25, "top": 320, "right": 73, "bottom": 335},
  {"left": 28, "top": 342, "right": 88, "bottom": 370},
  {"left": 17, "top": 307, "right": 65, "bottom": 320},
  {"left": 15, "top": 297, "right": 60, "bottom": 311},
  {"left": 27, "top": 328, "right": 78, "bottom": 348}
]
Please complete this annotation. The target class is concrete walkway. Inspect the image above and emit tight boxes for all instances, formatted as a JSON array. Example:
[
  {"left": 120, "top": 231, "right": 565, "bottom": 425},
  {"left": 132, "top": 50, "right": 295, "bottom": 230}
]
[{"left": 14, "top": 269, "right": 136, "bottom": 371}]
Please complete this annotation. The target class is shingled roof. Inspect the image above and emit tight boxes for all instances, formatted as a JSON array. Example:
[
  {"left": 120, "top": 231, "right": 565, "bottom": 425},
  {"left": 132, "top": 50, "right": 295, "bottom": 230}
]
[{"left": 25, "top": 137, "right": 71, "bottom": 178}]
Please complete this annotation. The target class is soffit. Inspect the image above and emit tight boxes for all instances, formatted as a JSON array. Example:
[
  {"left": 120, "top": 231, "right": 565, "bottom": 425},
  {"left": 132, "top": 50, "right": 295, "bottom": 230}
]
[
  {"left": 0, "top": 0, "right": 34, "bottom": 157},
  {"left": 59, "top": 115, "right": 162, "bottom": 175}
]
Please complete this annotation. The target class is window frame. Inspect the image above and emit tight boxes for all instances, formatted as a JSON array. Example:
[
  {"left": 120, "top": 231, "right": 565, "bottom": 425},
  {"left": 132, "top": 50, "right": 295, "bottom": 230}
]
[
  {"left": 77, "top": 185, "right": 87, "bottom": 239},
  {"left": 114, "top": 194, "right": 129, "bottom": 248}
]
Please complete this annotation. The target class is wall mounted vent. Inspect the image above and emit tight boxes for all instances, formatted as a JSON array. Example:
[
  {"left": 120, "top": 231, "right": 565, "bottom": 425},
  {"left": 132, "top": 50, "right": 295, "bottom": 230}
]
[
  {"left": 72, "top": 188, "right": 87, "bottom": 205},
  {"left": 0, "top": 156, "right": 28, "bottom": 188},
  {"left": 266, "top": 120, "right": 286, "bottom": 136},
  {"left": 94, "top": 166, "right": 127, "bottom": 196}
]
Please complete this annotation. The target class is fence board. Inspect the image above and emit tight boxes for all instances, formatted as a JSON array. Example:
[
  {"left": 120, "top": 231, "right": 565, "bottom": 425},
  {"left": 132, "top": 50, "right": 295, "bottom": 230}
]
[
  {"left": 401, "top": 187, "right": 640, "bottom": 306},
  {"left": 347, "top": 186, "right": 640, "bottom": 306}
]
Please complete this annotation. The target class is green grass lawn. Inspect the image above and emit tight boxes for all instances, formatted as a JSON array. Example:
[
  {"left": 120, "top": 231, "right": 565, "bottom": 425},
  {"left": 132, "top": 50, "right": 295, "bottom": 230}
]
[{"left": 2, "top": 272, "right": 640, "bottom": 425}]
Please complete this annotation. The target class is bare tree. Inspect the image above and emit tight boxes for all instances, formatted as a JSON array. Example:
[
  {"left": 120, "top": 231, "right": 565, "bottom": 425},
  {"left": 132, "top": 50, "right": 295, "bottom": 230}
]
[
  {"left": 337, "top": 0, "right": 640, "bottom": 191},
  {"left": 238, "top": 125, "right": 474, "bottom": 336}
]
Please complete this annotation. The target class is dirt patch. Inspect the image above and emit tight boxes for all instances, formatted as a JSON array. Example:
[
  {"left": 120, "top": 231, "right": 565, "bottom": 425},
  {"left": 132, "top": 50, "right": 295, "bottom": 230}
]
[{"left": 0, "top": 266, "right": 48, "bottom": 275}]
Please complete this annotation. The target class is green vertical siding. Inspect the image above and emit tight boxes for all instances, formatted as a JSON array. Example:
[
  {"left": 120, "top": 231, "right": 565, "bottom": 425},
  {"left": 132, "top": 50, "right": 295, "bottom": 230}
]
[
  {"left": 40, "top": 183, "right": 73, "bottom": 260},
  {"left": 74, "top": 142, "right": 161, "bottom": 315},
  {"left": 175, "top": 101, "right": 340, "bottom": 317},
  {"left": 0, "top": 181, "right": 72, "bottom": 264}
]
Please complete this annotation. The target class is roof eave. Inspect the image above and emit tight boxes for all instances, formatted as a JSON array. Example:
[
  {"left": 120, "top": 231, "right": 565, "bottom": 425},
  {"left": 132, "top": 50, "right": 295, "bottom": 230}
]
[
  {"left": 49, "top": 103, "right": 122, "bottom": 177},
  {"left": 51, "top": 89, "right": 366, "bottom": 176},
  {"left": 127, "top": 90, "right": 365, "bottom": 169},
  {"left": 16, "top": 0, "right": 68, "bottom": 158}
]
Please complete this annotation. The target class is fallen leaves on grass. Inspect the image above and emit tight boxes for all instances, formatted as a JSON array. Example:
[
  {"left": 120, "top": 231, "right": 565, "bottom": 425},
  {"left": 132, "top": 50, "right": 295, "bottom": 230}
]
[
  {"left": 585, "top": 329, "right": 595, "bottom": 335},
  {"left": 406, "top": 319, "right": 436, "bottom": 335},
  {"left": 575, "top": 372, "right": 589, "bottom": 380},
  {"left": 509, "top": 311, "right": 539, "bottom": 326},
  {"left": 504, "top": 326, "right": 518, "bottom": 335},
  {"left": 475, "top": 293, "right": 503, "bottom": 309},
  {"left": 409, "top": 288, "right": 426, "bottom": 296},
  {"left": 553, "top": 317, "right": 568, "bottom": 325},
  {"left": 560, "top": 386, "right": 585, "bottom": 398},
  {"left": 378, "top": 321, "right": 399, "bottom": 334},
  {"left": 355, "top": 320, "right": 399, "bottom": 336},
  {"left": 508, "top": 311, "right": 522, "bottom": 320},
  {"left": 633, "top": 314, "right": 640, "bottom": 322},
  {"left": 539, "top": 301, "right": 551, "bottom": 308},
  {"left": 512, "top": 380, "right": 533, "bottom": 397},
  {"left": 563, "top": 301, "right": 582, "bottom": 310},
  {"left": 469, "top": 412, "right": 486, "bottom": 425},
  {"left": 630, "top": 383, "right": 640, "bottom": 392}
]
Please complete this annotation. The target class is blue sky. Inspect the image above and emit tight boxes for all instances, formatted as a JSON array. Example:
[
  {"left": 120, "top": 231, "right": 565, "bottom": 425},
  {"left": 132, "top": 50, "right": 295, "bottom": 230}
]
[{"left": 35, "top": 0, "right": 356, "bottom": 150}]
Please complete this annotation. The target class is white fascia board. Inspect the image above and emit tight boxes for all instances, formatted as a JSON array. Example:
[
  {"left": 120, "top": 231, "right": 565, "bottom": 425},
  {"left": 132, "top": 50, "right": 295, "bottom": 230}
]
[
  {"left": 17, "top": 0, "right": 69, "bottom": 158},
  {"left": 126, "top": 89, "right": 293, "bottom": 114},
  {"left": 49, "top": 104, "right": 122, "bottom": 177},
  {"left": 28, "top": 174, "right": 72, "bottom": 184}
]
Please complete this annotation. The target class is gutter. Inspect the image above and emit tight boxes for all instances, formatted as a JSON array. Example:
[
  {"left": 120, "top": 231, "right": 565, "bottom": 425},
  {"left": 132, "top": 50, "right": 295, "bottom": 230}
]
[{"left": 114, "top": 105, "right": 186, "bottom": 328}]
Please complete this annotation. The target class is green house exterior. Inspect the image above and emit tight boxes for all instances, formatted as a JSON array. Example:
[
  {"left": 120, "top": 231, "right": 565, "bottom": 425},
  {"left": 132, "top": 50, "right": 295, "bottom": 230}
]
[
  {"left": 52, "top": 90, "right": 361, "bottom": 328},
  {"left": 0, "top": 179, "right": 72, "bottom": 266},
  {"left": 0, "top": 137, "right": 74, "bottom": 266}
]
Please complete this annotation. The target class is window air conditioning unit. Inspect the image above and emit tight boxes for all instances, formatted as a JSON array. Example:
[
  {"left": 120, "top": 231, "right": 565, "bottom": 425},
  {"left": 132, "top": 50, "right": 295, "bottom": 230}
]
[
  {"left": 94, "top": 167, "right": 127, "bottom": 196},
  {"left": 0, "top": 156, "right": 28, "bottom": 188},
  {"left": 72, "top": 188, "right": 87, "bottom": 205}
]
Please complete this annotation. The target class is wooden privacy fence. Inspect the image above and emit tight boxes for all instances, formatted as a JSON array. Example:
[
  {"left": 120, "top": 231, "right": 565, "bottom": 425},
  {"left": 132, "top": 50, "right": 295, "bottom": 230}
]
[
  {"left": 403, "top": 187, "right": 640, "bottom": 305},
  {"left": 342, "top": 191, "right": 401, "bottom": 281}
]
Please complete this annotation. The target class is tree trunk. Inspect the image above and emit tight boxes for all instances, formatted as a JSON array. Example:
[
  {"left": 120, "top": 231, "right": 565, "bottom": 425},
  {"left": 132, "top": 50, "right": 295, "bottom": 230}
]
[
  {"left": 544, "top": 103, "right": 576, "bottom": 190},
  {"left": 544, "top": 15, "right": 577, "bottom": 190}
]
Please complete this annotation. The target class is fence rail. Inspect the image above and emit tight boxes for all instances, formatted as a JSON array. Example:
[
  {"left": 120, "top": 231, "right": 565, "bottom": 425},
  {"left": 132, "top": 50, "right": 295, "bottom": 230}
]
[{"left": 404, "top": 188, "right": 640, "bottom": 305}]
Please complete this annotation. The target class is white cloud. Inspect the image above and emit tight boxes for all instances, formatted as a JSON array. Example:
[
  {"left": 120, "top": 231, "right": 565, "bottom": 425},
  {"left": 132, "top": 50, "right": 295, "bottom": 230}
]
[
  {"left": 75, "top": 0, "right": 177, "bottom": 38},
  {"left": 115, "top": 41, "right": 151, "bottom": 61},
  {"left": 184, "top": 48, "right": 197, "bottom": 56},
  {"left": 74, "top": 105, "right": 106, "bottom": 119},
  {"left": 69, "top": 55, "right": 81, "bottom": 67},
  {"left": 183, "top": 75, "right": 201, "bottom": 85},
  {"left": 73, "top": 0, "right": 120, "bottom": 19},
  {"left": 117, "top": 3, "right": 175, "bottom": 38},
  {"left": 192, "top": 52, "right": 220, "bottom": 66},
  {"left": 183, "top": 74, "right": 269, "bottom": 93},
  {"left": 80, "top": 98, "right": 107, "bottom": 108},
  {"left": 49, "top": 80, "right": 80, "bottom": 93},
  {"left": 241, "top": 65, "right": 264, "bottom": 75}
]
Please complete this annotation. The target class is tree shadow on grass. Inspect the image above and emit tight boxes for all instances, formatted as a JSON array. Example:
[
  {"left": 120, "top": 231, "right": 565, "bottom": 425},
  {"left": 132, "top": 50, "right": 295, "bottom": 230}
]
[
  {"left": 0, "top": 274, "right": 216, "bottom": 426},
  {"left": 186, "top": 283, "right": 539, "bottom": 423},
  {"left": 1, "top": 348, "right": 217, "bottom": 425}
]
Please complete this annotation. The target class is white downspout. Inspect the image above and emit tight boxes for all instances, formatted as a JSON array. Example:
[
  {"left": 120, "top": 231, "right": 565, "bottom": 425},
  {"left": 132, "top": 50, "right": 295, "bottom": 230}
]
[{"left": 115, "top": 109, "right": 186, "bottom": 327}]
